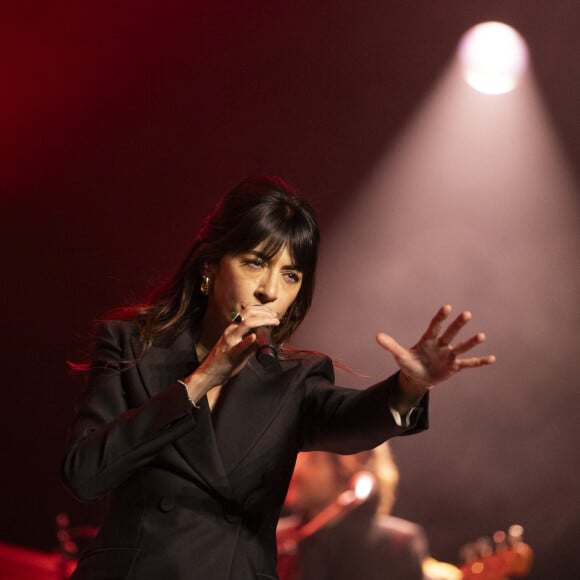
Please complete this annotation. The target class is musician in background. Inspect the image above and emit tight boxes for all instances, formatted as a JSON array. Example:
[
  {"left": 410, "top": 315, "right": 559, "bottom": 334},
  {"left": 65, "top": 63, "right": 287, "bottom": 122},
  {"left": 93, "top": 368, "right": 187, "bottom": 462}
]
[{"left": 278, "top": 444, "right": 461, "bottom": 580}]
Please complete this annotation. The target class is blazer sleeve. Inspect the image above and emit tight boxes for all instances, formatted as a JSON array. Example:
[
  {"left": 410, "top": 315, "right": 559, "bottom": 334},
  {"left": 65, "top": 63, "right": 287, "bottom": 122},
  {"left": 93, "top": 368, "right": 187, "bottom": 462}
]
[
  {"left": 298, "top": 356, "right": 428, "bottom": 454},
  {"left": 62, "top": 321, "right": 199, "bottom": 502}
]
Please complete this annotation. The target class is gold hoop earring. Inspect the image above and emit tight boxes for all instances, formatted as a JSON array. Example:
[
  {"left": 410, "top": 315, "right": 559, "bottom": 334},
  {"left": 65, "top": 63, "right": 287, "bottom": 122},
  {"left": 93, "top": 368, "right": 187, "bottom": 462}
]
[{"left": 200, "top": 275, "right": 211, "bottom": 296}]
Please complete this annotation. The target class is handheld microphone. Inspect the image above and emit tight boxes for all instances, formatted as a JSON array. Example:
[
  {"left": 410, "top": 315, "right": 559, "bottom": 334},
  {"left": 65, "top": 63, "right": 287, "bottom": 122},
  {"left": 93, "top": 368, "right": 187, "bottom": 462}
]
[{"left": 254, "top": 326, "right": 278, "bottom": 366}]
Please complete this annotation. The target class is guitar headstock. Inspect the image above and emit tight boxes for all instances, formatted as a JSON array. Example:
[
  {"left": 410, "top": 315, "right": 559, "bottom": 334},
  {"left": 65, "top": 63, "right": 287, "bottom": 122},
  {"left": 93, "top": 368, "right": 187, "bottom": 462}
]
[{"left": 459, "top": 525, "right": 533, "bottom": 580}]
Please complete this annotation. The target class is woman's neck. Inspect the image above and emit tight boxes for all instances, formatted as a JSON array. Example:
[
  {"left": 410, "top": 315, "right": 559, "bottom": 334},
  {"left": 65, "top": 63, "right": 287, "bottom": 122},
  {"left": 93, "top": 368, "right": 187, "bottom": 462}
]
[
  {"left": 194, "top": 341, "right": 210, "bottom": 362},
  {"left": 196, "top": 303, "right": 226, "bottom": 359}
]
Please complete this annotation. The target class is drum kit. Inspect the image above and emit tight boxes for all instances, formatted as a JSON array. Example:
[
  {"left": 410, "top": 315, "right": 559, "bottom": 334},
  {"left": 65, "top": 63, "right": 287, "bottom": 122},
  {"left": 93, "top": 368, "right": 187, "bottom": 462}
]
[{"left": 0, "top": 513, "right": 97, "bottom": 580}]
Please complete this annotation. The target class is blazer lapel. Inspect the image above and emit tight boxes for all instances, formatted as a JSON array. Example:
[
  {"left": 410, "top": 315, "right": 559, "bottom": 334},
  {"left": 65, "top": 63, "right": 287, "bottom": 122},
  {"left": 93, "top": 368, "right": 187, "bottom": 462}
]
[
  {"left": 132, "top": 329, "right": 234, "bottom": 500},
  {"left": 212, "top": 357, "right": 301, "bottom": 474}
]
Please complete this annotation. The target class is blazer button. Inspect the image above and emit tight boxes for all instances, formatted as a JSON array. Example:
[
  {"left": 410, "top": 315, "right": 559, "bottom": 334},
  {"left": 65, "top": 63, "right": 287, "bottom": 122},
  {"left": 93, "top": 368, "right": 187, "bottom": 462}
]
[
  {"left": 224, "top": 512, "right": 241, "bottom": 524},
  {"left": 159, "top": 497, "right": 175, "bottom": 512},
  {"left": 222, "top": 500, "right": 241, "bottom": 524}
]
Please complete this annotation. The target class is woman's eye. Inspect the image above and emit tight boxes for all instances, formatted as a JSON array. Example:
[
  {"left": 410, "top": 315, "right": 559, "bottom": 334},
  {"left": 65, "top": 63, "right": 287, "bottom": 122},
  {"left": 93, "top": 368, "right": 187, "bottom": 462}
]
[
  {"left": 284, "top": 271, "right": 302, "bottom": 284},
  {"left": 243, "top": 258, "right": 264, "bottom": 269}
]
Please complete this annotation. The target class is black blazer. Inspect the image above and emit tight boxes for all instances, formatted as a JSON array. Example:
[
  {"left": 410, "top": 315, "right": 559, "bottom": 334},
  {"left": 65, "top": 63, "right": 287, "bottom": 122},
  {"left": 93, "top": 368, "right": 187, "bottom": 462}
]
[{"left": 62, "top": 320, "right": 428, "bottom": 580}]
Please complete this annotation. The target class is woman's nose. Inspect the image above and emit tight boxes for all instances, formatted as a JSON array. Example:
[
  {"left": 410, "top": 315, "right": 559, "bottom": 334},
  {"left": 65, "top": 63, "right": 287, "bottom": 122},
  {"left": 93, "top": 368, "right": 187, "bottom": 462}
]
[{"left": 255, "top": 272, "right": 278, "bottom": 303}]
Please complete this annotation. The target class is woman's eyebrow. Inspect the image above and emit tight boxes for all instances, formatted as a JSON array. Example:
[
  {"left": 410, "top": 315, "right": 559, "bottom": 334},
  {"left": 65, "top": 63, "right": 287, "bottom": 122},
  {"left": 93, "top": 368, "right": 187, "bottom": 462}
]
[
  {"left": 247, "top": 249, "right": 301, "bottom": 271},
  {"left": 246, "top": 250, "right": 269, "bottom": 261},
  {"left": 282, "top": 264, "right": 302, "bottom": 272}
]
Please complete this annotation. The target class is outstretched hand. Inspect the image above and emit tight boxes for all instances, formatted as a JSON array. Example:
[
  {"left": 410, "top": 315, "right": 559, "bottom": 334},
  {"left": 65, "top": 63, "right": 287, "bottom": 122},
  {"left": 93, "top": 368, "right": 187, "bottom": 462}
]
[{"left": 376, "top": 305, "right": 495, "bottom": 399}]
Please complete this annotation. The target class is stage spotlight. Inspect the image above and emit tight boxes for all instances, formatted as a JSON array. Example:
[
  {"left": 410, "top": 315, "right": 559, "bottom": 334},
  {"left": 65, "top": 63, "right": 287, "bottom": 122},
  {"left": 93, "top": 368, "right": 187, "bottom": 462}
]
[{"left": 458, "top": 22, "right": 529, "bottom": 95}]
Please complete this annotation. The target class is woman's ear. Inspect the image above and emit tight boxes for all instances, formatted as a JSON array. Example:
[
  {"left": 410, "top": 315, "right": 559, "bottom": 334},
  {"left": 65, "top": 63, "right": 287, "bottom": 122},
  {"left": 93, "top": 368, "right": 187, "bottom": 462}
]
[{"left": 204, "top": 259, "right": 220, "bottom": 277}]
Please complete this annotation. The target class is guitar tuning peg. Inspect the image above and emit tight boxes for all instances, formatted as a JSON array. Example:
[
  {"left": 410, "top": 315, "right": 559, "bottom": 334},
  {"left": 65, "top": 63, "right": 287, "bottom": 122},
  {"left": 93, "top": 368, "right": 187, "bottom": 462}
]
[
  {"left": 475, "top": 536, "right": 493, "bottom": 558},
  {"left": 459, "top": 543, "right": 478, "bottom": 564},
  {"left": 493, "top": 529, "right": 508, "bottom": 550},
  {"left": 508, "top": 524, "right": 525, "bottom": 545}
]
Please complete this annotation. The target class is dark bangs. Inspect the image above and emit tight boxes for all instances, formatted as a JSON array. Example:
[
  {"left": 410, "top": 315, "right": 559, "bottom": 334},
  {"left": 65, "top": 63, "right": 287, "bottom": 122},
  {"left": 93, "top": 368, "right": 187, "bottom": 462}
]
[
  {"left": 239, "top": 199, "right": 318, "bottom": 282},
  {"left": 204, "top": 180, "right": 320, "bottom": 283}
]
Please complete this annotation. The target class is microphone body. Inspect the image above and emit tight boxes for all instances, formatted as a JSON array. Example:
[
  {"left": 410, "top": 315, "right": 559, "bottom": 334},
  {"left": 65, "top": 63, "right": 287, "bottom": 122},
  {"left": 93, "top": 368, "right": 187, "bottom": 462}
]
[{"left": 255, "top": 326, "right": 278, "bottom": 365}]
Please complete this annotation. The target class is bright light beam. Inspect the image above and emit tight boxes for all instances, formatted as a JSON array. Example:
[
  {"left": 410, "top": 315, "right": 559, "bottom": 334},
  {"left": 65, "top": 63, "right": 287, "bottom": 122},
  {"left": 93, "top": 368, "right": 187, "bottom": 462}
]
[
  {"left": 458, "top": 22, "right": 529, "bottom": 95},
  {"left": 294, "top": 33, "right": 579, "bottom": 578}
]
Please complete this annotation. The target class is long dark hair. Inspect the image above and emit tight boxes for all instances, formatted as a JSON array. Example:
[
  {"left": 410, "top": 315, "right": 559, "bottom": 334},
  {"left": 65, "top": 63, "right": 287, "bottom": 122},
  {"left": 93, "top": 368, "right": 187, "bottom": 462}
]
[{"left": 126, "top": 176, "right": 320, "bottom": 355}]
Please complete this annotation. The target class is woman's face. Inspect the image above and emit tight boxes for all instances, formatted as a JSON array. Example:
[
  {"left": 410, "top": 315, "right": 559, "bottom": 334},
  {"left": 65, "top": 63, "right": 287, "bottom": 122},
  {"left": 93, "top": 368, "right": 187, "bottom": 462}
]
[{"left": 207, "top": 242, "right": 303, "bottom": 331}]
